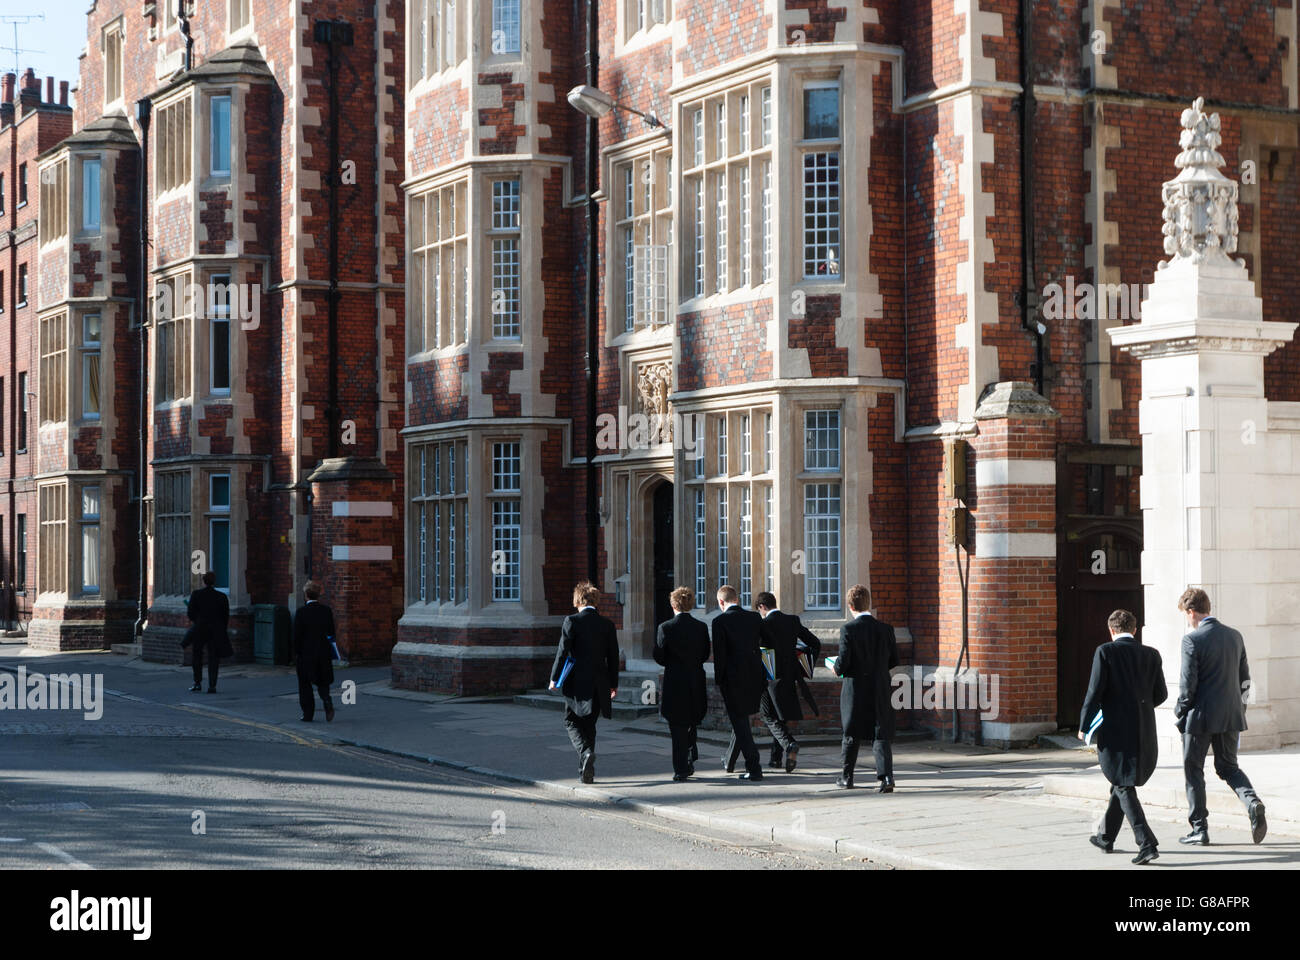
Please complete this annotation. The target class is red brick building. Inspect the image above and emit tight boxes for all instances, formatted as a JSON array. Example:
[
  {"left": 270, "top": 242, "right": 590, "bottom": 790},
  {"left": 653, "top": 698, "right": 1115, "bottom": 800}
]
[
  {"left": 394, "top": 0, "right": 1300, "bottom": 745},
  {"left": 23, "top": 3, "right": 1300, "bottom": 744},
  {"left": 23, "top": 0, "right": 406, "bottom": 664},
  {"left": 0, "top": 70, "right": 74, "bottom": 638}
]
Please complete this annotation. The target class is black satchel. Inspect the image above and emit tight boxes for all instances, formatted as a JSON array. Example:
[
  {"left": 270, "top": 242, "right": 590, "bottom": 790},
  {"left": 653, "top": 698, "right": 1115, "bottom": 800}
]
[{"left": 182, "top": 627, "right": 196, "bottom": 648}]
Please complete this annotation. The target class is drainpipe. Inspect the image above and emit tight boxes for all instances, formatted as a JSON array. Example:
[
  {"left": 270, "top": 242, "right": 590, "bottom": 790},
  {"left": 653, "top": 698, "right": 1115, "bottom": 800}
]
[
  {"left": 135, "top": 97, "right": 152, "bottom": 640},
  {"left": 583, "top": 0, "right": 599, "bottom": 584},
  {"left": 1019, "top": 0, "right": 1044, "bottom": 395},
  {"left": 314, "top": 20, "right": 353, "bottom": 461}
]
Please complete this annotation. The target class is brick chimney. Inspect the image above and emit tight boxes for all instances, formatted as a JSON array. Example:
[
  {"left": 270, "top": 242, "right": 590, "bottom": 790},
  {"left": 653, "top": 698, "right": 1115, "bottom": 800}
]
[
  {"left": 19, "top": 67, "right": 39, "bottom": 116},
  {"left": 0, "top": 73, "right": 14, "bottom": 127},
  {"left": 45, "top": 76, "right": 53, "bottom": 104},
  {"left": 59, "top": 80, "right": 68, "bottom": 106}
]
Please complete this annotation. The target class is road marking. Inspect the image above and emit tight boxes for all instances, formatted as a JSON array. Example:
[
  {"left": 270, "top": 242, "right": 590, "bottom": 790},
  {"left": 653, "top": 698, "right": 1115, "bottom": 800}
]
[
  {"left": 170, "top": 704, "right": 317, "bottom": 747},
  {"left": 0, "top": 837, "right": 24, "bottom": 842},
  {"left": 34, "top": 842, "right": 93, "bottom": 869}
]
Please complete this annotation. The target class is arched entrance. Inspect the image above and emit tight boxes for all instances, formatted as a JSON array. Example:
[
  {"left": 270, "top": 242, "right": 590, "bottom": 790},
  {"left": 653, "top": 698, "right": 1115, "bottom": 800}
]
[{"left": 1057, "top": 519, "right": 1144, "bottom": 727}]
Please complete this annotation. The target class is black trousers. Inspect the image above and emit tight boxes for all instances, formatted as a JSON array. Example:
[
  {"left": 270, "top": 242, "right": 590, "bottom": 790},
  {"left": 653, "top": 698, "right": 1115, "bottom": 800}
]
[
  {"left": 191, "top": 641, "right": 219, "bottom": 689},
  {"left": 687, "top": 726, "right": 698, "bottom": 764},
  {"left": 297, "top": 675, "right": 332, "bottom": 720},
  {"left": 1183, "top": 730, "right": 1259, "bottom": 830},
  {"left": 723, "top": 708, "right": 762, "bottom": 775},
  {"left": 760, "top": 689, "right": 798, "bottom": 763},
  {"left": 669, "top": 723, "right": 695, "bottom": 777},
  {"left": 841, "top": 736, "right": 893, "bottom": 782},
  {"left": 1101, "top": 784, "right": 1157, "bottom": 850},
  {"left": 564, "top": 711, "right": 599, "bottom": 761}
]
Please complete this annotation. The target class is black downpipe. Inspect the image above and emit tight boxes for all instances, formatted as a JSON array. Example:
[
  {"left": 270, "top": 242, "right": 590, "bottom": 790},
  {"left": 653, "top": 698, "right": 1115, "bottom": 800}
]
[
  {"left": 583, "top": 0, "right": 599, "bottom": 584},
  {"left": 1019, "top": 0, "right": 1044, "bottom": 395},
  {"left": 316, "top": 20, "right": 352, "bottom": 461},
  {"left": 135, "top": 97, "right": 152, "bottom": 640}
]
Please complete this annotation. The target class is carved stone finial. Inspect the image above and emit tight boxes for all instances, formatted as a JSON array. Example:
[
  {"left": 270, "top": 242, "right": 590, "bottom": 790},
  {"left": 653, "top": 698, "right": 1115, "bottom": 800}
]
[
  {"left": 635, "top": 361, "right": 673, "bottom": 444},
  {"left": 1159, "top": 97, "right": 1244, "bottom": 270}
]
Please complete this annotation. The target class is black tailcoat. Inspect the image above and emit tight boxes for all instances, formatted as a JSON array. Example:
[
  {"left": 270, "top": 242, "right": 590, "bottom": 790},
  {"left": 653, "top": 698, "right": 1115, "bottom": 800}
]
[
  {"left": 834, "top": 614, "right": 899, "bottom": 739},
  {"left": 711, "top": 605, "right": 766, "bottom": 716},
  {"left": 759, "top": 610, "right": 821, "bottom": 721},
  {"left": 653, "top": 612, "right": 710, "bottom": 725},
  {"left": 293, "top": 601, "right": 337, "bottom": 687},
  {"left": 551, "top": 607, "right": 621, "bottom": 719},
  {"left": 1080, "top": 635, "right": 1167, "bottom": 787}
]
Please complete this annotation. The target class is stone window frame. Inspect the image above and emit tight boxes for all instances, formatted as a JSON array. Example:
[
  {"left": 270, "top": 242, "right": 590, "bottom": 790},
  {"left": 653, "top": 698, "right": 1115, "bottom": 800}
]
[
  {"left": 205, "top": 271, "right": 233, "bottom": 398},
  {"left": 487, "top": 0, "right": 523, "bottom": 60},
  {"left": 797, "top": 404, "right": 844, "bottom": 611},
  {"left": 407, "top": 437, "right": 469, "bottom": 607},
  {"left": 153, "top": 270, "right": 194, "bottom": 406},
  {"left": 409, "top": 0, "right": 463, "bottom": 89},
  {"left": 102, "top": 18, "right": 125, "bottom": 111},
  {"left": 681, "top": 404, "right": 774, "bottom": 613},
  {"left": 206, "top": 91, "right": 233, "bottom": 182},
  {"left": 206, "top": 471, "right": 232, "bottom": 595},
  {"left": 37, "top": 482, "right": 68, "bottom": 598},
  {"left": 227, "top": 0, "right": 253, "bottom": 40},
  {"left": 38, "top": 156, "right": 68, "bottom": 247},
  {"left": 624, "top": 0, "right": 671, "bottom": 41},
  {"left": 38, "top": 312, "right": 68, "bottom": 425},
  {"left": 153, "top": 469, "right": 191, "bottom": 598},
  {"left": 79, "top": 483, "right": 102, "bottom": 596},
  {"left": 408, "top": 177, "right": 469, "bottom": 355},
  {"left": 78, "top": 154, "right": 103, "bottom": 237},
  {"left": 489, "top": 439, "right": 523, "bottom": 602},
  {"left": 154, "top": 94, "right": 194, "bottom": 197},
  {"left": 80, "top": 312, "right": 102, "bottom": 423},
  {"left": 609, "top": 144, "right": 673, "bottom": 337},
  {"left": 794, "top": 72, "right": 843, "bottom": 281},
  {"left": 680, "top": 77, "right": 774, "bottom": 307},
  {"left": 488, "top": 176, "right": 522, "bottom": 340}
]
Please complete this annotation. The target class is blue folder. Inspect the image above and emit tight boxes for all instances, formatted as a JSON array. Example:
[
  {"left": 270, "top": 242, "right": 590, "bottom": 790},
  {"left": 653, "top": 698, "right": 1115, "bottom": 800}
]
[
  {"left": 1084, "top": 709, "right": 1103, "bottom": 746},
  {"left": 555, "top": 656, "right": 575, "bottom": 690}
]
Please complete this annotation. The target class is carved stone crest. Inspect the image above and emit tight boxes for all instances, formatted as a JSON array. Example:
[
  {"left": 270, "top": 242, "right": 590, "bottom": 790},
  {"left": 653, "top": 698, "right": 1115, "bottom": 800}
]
[{"left": 635, "top": 361, "right": 673, "bottom": 443}]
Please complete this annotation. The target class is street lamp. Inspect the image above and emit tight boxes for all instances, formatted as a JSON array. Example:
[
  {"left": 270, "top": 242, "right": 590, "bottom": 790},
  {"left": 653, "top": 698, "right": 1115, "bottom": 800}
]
[{"left": 566, "top": 84, "right": 665, "bottom": 129}]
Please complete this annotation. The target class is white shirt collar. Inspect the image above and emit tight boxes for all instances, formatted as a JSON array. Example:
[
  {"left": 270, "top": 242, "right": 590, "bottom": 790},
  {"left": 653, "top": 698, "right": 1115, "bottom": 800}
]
[
  {"left": 577, "top": 605, "right": 595, "bottom": 613},
  {"left": 1112, "top": 632, "right": 1134, "bottom": 641},
  {"left": 720, "top": 601, "right": 736, "bottom": 612},
  {"left": 853, "top": 610, "right": 872, "bottom": 618}
]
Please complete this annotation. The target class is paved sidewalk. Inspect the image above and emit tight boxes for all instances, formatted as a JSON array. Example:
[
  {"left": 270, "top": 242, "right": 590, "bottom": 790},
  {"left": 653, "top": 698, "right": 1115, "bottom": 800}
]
[{"left": 3, "top": 644, "right": 1296, "bottom": 870}]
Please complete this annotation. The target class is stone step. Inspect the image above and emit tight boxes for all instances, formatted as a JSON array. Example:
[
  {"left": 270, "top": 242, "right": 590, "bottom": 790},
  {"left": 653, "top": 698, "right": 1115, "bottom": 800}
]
[
  {"left": 513, "top": 690, "right": 660, "bottom": 720},
  {"left": 110, "top": 642, "right": 142, "bottom": 657}
]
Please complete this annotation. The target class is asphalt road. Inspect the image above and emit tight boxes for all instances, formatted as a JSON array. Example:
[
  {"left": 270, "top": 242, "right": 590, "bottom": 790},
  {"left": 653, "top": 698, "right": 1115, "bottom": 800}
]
[{"left": 0, "top": 687, "right": 875, "bottom": 870}]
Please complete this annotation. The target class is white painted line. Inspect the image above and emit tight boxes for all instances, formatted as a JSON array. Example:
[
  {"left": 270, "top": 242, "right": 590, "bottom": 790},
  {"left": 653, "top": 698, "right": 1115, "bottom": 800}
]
[
  {"left": 331, "top": 545, "right": 393, "bottom": 561},
  {"left": 34, "top": 841, "right": 93, "bottom": 870},
  {"left": 332, "top": 501, "right": 394, "bottom": 517},
  {"left": 0, "top": 837, "right": 24, "bottom": 842}
]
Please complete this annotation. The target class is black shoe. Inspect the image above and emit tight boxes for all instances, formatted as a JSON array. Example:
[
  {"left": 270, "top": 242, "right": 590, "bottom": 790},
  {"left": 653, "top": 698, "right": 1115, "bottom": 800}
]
[
  {"left": 878, "top": 778, "right": 894, "bottom": 794},
  {"left": 206, "top": 688, "right": 217, "bottom": 694},
  {"left": 738, "top": 771, "right": 763, "bottom": 781},
  {"left": 580, "top": 751, "right": 595, "bottom": 784},
  {"left": 300, "top": 715, "right": 313, "bottom": 722},
  {"left": 1179, "top": 829, "right": 1210, "bottom": 845},
  {"left": 1089, "top": 834, "right": 1114, "bottom": 853},
  {"left": 1249, "top": 803, "right": 1267, "bottom": 844},
  {"left": 785, "top": 748, "right": 799, "bottom": 773},
  {"left": 189, "top": 684, "right": 202, "bottom": 692},
  {"left": 768, "top": 760, "right": 783, "bottom": 769},
  {"left": 672, "top": 774, "right": 689, "bottom": 782},
  {"left": 325, "top": 704, "right": 335, "bottom": 722},
  {"left": 835, "top": 777, "right": 854, "bottom": 789},
  {"left": 1132, "top": 846, "right": 1159, "bottom": 865}
]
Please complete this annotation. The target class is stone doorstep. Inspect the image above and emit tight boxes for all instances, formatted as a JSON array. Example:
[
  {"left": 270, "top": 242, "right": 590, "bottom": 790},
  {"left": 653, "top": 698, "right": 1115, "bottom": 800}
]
[
  {"left": 1041, "top": 768, "right": 1300, "bottom": 838},
  {"left": 110, "top": 643, "right": 142, "bottom": 657}
]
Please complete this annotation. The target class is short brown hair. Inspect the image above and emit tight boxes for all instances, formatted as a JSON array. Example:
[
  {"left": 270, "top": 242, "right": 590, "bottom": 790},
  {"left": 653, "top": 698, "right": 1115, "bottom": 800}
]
[
  {"left": 1107, "top": 609, "right": 1137, "bottom": 635},
  {"left": 755, "top": 591, "right": 777, "bottom": 609},
  {"left": 304, "top": 580, "right": 322, "bottom": 601},
  {"left": 1177, "top": 588, "right": 1211, "bottom": 615},
  {"left": 670, "top": 586, "right": 694, "bottom": 612},
  {"left": 573, "top": 581, "right": 600, "bottom": 608},
  {"left": 717, "top": 584, "right": 738, "bottom": 604},
  {"left": 846, "top": 584, "right": 871, "bottom": 613},
  {"left": 202, "top": 570, "right": 216, "bottom": 586}
]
